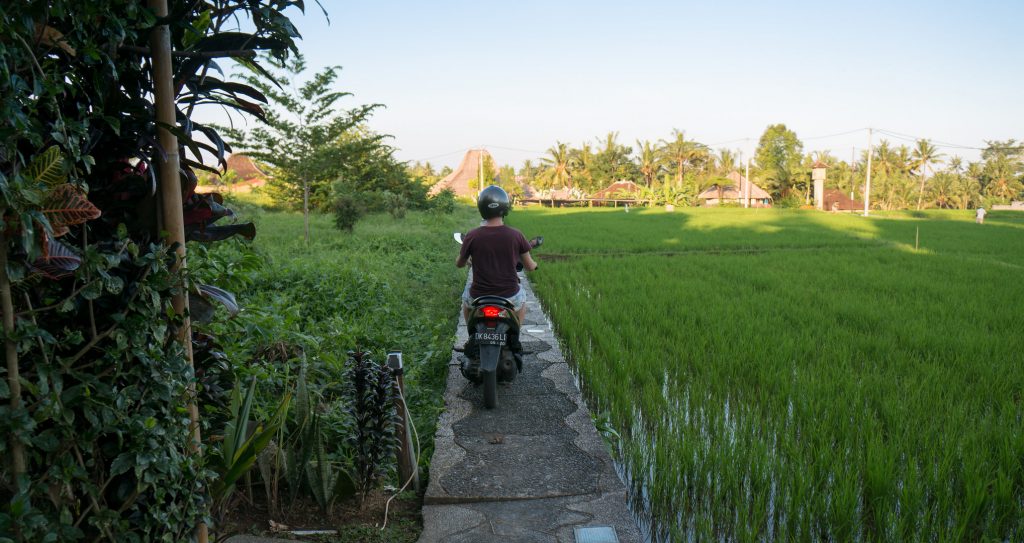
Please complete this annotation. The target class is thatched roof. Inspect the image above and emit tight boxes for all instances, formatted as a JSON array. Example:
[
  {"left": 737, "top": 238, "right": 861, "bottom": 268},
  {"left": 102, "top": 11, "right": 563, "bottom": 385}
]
[
  {"left": 429, "top": 149, "right": 493, "bottom": 197},
  {"left": 591, "top": 180, "right": 641, "bottom": 199},
  {"left": 698, "top": 171, "right": 771, "bottom": 200},
  {"left": 823, "top": 188, "right": 863, "bottom": 211},
  {"left": 226, "top": 154, "right": 266, "bottom": 181}
]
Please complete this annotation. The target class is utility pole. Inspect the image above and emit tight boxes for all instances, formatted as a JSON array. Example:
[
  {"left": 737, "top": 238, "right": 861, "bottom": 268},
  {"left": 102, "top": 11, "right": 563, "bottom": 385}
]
[
  {"left": 478, "top": 147, "right": 484, "bottom": 193},
  {"left": 739, "top": 150, "right": 746, "bottom": 208},
  {"left": 863, "top": 128, "right": 873, "bottom": 217},
  {"left": 744, "top": 157, "right": 751, "bottom": 208},
  {"left": 851, "top": 146, "right": 856, "bottom": 200}
]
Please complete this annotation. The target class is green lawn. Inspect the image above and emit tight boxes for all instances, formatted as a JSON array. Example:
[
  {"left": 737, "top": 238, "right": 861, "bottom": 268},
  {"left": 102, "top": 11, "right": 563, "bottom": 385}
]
[{"left": 512, "top": 207, "right": 1024, "bottom": 542}]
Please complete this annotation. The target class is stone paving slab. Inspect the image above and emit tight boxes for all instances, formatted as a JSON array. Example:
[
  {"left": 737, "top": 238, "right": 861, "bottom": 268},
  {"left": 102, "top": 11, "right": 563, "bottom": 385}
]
[{"left": 419, "top": 275, "right": 640, "bottom": 542}]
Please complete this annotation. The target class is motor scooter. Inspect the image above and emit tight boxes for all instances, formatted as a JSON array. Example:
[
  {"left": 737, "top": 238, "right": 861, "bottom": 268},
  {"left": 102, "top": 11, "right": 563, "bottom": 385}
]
[{"left": 454, "top": 233, "right": 542, "bottom": 408}]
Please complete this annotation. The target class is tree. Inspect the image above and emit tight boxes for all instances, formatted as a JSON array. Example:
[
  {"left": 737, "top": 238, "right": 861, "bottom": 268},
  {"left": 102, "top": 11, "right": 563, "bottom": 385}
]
[
  {"left": 716, "top": 148, "right": 738, "bottom": 175},
  {"left": 659, "top": 129, "right": 708, "bottom": 187},
  {"left": 911, "top": 139, "right": 944, "bottom": 210},
  {"left": 540, "top": 142, "right": 573, "bottom": 189},
  {"left": 222, "top": 54, "right": 382, "bottom": 244},
  {"left": 955, "top": 165, "right": 983, "bottom": 209},
  {"left": 498, "top": 164, "right": 519, "bottom": 195},
  {"left": 519, "top": 160, "right": 537, "bottom": 188},
  {"left": 636, "top": 140, "right": 662, "bottom": 187},
  {"left": 753, "top": 124, "right": 803, "bottom": 198},
  {"left": 570, "top": 143, "right": 596, "bottom": 192},
  {"left": 980, "top": 140, "right": 1024, "bottom": 202},
  {"left": 592, "top": 132, "right": 636, "bottom": 189}
]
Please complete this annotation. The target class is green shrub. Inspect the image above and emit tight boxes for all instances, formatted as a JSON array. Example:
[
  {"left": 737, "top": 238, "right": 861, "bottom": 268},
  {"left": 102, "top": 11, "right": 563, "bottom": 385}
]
[
  {"left": 382, "top": 191, "right": 409, "bottom": 219},
  {"left": 773, "top": 193, "right": 804, "bottom": 208},
  {"left": 333, "top": 193, "right": 367, "bottom": 232},
  {"left": 429, "top": 189, "right": 457, "bottom": 214}
]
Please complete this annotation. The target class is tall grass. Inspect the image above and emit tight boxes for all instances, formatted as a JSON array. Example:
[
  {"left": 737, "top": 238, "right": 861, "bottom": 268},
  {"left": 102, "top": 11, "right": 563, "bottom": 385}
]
[
  {"left": 202, "top": 197, "right": 478, "bottom": 472},
  {"left": 516, "top": 207, "right": 1024, "bottom": 541}
]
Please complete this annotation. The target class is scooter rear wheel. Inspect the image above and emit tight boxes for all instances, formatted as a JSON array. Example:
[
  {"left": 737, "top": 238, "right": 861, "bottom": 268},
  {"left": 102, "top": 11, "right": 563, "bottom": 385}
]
[{"left": 482, "top": 369, "right": 497, "bottom": 409}]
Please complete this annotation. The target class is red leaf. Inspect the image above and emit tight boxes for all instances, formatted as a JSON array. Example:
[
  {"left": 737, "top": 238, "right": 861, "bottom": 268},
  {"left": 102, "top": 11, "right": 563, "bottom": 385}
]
[{"left": 42, "top": 185, "right": 101, "bottom": 235}]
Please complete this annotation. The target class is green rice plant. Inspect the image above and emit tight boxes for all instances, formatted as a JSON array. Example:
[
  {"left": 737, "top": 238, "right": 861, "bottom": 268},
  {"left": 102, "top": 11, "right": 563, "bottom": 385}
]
[{"left": 517, "top": 207, "right": 1024, "bottom": 542}]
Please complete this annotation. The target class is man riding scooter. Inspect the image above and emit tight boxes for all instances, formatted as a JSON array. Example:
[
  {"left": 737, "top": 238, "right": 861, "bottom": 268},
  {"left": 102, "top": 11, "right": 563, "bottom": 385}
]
[{"left": 456, "top": 186, "right": 539, "bottom": 367}]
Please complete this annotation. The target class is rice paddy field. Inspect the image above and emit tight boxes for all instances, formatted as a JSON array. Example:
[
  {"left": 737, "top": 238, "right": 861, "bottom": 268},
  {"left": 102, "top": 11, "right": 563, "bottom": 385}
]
[{"left": 510, "top": 207, "right": 1024, "bottom": 542}]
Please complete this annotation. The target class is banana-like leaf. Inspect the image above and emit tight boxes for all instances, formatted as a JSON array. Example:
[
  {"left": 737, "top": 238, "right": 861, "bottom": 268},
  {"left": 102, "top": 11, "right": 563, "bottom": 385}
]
[
  {"left": 189, "top": 284, "right": 239, "bottom": 323},
  {"left": 186, "top": 222, "right": 256, "bottom": 243},
  {"left": 42, "top": 184, "right": 101, "bottom": 236},
  {"left": 26, "top": 146, "right": 67, "bottom": 188}
]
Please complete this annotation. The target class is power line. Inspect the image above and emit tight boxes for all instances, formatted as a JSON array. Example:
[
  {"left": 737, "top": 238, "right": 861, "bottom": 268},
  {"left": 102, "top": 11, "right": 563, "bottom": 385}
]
[
  {"left": 872, "top": 128, "right": 1023, "bottom": 152},
  {"left": 482, "top": 144, "right": 548, "bottom": 155},
  {"left": 408, "top": 148, "right": 470, "bottom": 162},
  {"left": 802, "top": 127, "right": 868, "bottom": 141}
]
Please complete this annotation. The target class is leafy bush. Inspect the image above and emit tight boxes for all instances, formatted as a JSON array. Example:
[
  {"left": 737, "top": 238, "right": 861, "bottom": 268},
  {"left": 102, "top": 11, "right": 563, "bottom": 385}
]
[
  {"left": 428, "top": 189, "right": 457, "bottom": 214},
  {"left": 333, "top": 193, "right": 368, "bottom": 232},
  {"left": 773, "top": 193, "right": 805, "bottom": 208},
  {"left": 382, "top": 191, "right": 409, "bottom": 219}
]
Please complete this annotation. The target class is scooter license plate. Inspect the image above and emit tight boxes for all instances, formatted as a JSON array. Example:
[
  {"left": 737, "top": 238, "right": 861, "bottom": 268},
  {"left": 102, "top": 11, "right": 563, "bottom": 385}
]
[{"left": 474, "top": 331, "right": 506, "bottom": 345}]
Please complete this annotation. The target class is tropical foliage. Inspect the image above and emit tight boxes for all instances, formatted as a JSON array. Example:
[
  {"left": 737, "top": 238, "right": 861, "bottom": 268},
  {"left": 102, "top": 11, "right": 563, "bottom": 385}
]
[
  {"left": 0, "top": 0, "right": 304, "bottom": 540},
  {"left": 491, "top": 127, "right": 1023, "bottom": 209}
]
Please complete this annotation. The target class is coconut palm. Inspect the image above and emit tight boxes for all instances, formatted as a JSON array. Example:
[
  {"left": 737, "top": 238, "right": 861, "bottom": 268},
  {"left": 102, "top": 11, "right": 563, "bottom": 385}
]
[
  {"left": 912, "top": 139, "right": 945, "bottom": 210},
  {"left": 929, "top": 172, "right": 956, "bottom": 208},
  {"left": 895, "top": 145, "right": 914, "bottom": 176},
  {"left": 636, "top": 140, "right": 661, "bottom": 187},
  {"left": 658, "top": 129, "right": 708, "bottom": 187},
  {"left": 954, "top": 166, "right": 982, "bottom": 209},
  {"left": 716, "top": 149, "right": 738, "bottom": 175},
  {"left": 570, "top": 143, "right": 595, "bottom": 192},
  {"left": 519, "top": 159, "right": 535, "bottom": 186},
  {"left": 540, "top": 142, "right": 573, "bottom": 190},
  {"left": 947, "top": 155, "right": 963, "bottom": 175}
]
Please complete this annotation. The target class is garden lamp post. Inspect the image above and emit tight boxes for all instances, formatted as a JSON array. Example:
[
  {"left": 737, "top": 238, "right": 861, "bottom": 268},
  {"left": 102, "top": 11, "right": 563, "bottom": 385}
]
[{"left": 812, "top": 161, "right": 827, "bottom": 210}]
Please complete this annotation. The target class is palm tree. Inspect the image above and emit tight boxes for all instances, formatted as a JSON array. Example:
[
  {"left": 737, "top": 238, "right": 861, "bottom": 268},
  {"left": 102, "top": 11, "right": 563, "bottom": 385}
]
[
  {"left": 519, "top": 159, "right": 535, "bottom": 186},
  {"left": 873, "top": 140, "right": 896, "bottom": 178},
  {"left": 716, "top": 149, "right": 738, "bottom": 175},
  {"left": 658, "top": 129, "right": 708, "bottom": 187},
  {"left": 636, "top": 140, "right": 661, "bottom": 187},
  {"left": 912, "top": 139, "right": 945, "bottom": 210},
  {"left": 947, "top": 155, "right": 963, "bottom": 175},
  {"left": 540, "top": 142, "right": 573, "bottom": 190},
  {"left": 954, "top": 166, "right": 982, "bottom": 209},
  {"left": 570, "top": 143, "right": 595, "bottom": 192}
]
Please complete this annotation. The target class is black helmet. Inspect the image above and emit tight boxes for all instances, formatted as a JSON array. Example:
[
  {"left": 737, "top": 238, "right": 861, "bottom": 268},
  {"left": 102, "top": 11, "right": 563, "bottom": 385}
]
[{"left": 477, "top": 185, "right": 510, "bottom": 219}]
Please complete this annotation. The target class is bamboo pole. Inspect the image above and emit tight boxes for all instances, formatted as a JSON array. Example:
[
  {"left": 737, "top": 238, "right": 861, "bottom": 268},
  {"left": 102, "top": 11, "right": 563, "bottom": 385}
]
[
  {"left": 0, "top": 223, "right": 25, "bottom": 543},
  {"left": 147, "top": 2, "right": 208, "bottom": 541}
]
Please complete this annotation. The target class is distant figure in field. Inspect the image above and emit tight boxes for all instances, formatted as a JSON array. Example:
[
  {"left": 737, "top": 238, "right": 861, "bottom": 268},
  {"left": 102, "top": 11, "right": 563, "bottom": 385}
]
[{"left": 975, "top": 207, "right": 986, "bottom": 224}]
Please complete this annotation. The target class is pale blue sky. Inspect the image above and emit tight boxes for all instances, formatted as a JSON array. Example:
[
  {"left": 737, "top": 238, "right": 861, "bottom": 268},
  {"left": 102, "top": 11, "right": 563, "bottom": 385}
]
[{"left": 203, "top": 0, "right": 1024, "bottom": 169}]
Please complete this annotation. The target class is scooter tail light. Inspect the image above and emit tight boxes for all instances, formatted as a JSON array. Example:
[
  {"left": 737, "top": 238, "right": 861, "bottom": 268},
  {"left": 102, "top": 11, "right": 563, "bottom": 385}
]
[{"left": 481, "top": 305, "right": 502, "bottom": 318}]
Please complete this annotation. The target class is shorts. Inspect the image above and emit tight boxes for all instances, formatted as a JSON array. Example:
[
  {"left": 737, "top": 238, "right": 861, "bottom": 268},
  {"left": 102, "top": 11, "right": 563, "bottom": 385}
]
[{"left": 462, "top": 284, "right": 526, "bottom": 312}]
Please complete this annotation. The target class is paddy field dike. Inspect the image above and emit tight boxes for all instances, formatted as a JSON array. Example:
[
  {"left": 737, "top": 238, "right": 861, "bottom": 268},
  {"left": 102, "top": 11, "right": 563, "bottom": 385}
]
[{"left": 511, "top": 207, "right": 1024, "bottom": 542}]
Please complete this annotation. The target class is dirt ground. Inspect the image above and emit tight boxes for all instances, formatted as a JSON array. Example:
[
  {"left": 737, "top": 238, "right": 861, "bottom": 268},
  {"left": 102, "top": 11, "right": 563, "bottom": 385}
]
[{"left": 223, "top": 489, "right": 422, "bottom": 543}]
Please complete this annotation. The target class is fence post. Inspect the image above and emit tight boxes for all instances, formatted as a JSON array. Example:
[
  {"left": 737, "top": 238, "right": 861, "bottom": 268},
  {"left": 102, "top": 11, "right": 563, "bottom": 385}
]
[{"left": 387, "top": 351, "right": 419, "bottom": 491}]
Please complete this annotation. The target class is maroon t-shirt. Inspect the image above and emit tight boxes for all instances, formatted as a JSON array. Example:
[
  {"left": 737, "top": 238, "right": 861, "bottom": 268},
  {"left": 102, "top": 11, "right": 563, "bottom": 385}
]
[{"left": 460, "top": 225, "right": 531, "bottom": 298}]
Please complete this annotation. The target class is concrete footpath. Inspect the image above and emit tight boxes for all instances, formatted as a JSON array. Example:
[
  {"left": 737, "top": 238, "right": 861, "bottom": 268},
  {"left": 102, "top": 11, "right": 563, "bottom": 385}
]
[{"left": 418, "top": 275, "right": 640, "bottom": 542}]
